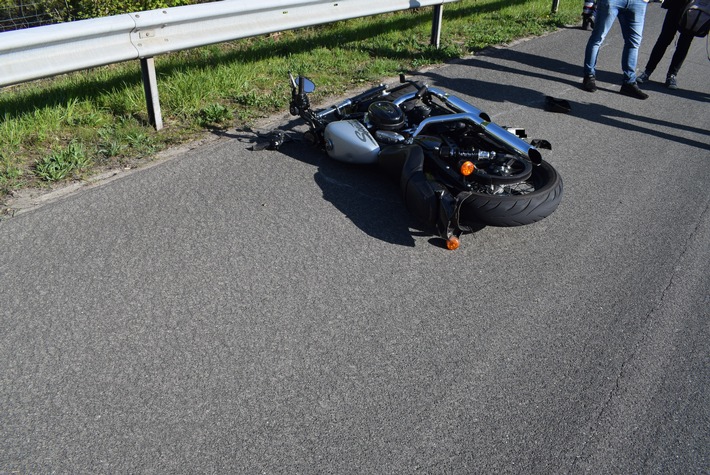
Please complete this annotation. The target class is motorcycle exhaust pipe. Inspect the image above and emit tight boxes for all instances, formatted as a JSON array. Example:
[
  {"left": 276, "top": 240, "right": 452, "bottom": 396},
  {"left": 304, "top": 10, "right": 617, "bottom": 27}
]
[
  {"left": 426, "top": 88, "right": 542, "bottom": 166},
  {"left": 398, "top": 87, "right": 542, "bottom": 166},
  {"left": 481, "top": 120, "right": 542, "bottom": 166},
  {"left": 427, "top": 88, "right": 492, "bottom": 122},
  {"left": 410, "top": 113, "right": 542, "bottom": 166}
]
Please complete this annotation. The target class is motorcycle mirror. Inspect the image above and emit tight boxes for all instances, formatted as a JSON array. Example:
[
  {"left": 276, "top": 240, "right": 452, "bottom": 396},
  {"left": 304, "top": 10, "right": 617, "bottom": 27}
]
[{"left": 297, "top": 77, "right": 316, "bottom": 93}]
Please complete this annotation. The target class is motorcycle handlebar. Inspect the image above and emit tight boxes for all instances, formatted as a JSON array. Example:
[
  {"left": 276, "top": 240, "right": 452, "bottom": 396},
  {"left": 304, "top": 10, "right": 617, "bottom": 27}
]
[
  {"left": 314, "top": 84, "right": 388, "bottom": 121},
  {"left": 322, "top": 84, "right": 388, "bottom": 117}
]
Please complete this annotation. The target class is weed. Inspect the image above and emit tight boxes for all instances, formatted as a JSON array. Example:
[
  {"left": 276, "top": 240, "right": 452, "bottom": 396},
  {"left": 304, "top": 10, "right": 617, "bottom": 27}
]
[
  {"left": 125, "top": 132, "right": 159, "bottom": 156},
  {"left": 97, "top": 126, "right": 128, "bottom": 158},
  {"left": 197, "top": 103, "right": 233, "bottom": 128},
  {"left": 0, "top": 150, "right": 25, "bottom": 194},
  {"left": 34, "top": 141, "right": 92, "bottom": 182}
]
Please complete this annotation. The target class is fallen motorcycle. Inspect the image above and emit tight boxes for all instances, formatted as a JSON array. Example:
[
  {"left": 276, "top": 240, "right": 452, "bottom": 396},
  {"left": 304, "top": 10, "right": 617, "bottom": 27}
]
[
  {"left": 285, "top": 72, "right": 563, "bottom": 249},
  {"left": 582, "top": 0, "right": 597, "bottom": 30}
]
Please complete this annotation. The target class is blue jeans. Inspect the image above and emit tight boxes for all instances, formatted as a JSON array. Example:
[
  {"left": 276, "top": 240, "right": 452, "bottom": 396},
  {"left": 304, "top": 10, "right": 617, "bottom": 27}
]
[{"left": 584, "top": 0, "right": 648, "bottom": 84}]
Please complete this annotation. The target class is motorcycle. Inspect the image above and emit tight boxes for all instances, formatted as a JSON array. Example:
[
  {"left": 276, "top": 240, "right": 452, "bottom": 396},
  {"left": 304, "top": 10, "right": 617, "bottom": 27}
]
[
  {"left": 285, "top": 72, "right": 563, "bottom": 250},
  {"left": 582, "top": 1, "right": 597, "bottom": 30}
]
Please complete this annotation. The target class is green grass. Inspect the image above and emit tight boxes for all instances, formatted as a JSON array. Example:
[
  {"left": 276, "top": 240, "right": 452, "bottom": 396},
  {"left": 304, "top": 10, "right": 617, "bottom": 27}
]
[
  {"left": 0, "top": 0, "right": 579, "bottom": 203},
  {"left": 34, "top": 140, "right": 92, "bottom": 181}
]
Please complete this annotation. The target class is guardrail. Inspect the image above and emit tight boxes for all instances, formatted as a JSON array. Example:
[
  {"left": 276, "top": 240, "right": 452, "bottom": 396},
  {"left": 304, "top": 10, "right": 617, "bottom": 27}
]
[{"left": 0, "top": 0, "right": 459, "bottom": 129}]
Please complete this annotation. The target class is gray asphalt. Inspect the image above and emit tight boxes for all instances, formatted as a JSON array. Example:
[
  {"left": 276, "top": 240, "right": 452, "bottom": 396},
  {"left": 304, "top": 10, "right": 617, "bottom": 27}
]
[{"left": 2, "top": 4, "right": 709, "bottom": 473}]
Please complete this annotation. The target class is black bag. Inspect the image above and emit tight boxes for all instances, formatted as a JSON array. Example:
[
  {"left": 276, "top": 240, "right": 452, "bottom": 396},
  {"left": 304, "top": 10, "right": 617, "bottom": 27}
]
[{"left": 679, "top": 0, "right": 710, "bottom": 37}]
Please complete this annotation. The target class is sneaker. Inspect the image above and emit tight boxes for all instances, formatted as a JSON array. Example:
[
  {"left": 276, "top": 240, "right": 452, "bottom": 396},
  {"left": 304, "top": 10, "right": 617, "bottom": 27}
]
[
  {"left": 665, "top": 75, "right": 678, "bottom": 90},
  {"left": 620, "top": 82, "right": 649, "bottom": 100},
  {"left": 636, "top": 72, "right": 649, "bottom": 84},
  {"left": 583, "top": 74, "right": 597, "bottom": 92}
]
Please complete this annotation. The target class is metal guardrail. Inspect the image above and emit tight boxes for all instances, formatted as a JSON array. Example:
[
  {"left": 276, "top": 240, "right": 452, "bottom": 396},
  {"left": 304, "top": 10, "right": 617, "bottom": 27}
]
[
  {"left": 1, "top": 15, "right": 137, "bottom": 87},
  {"left": 0, "top": 0, "right": 459, "bottom": 129}
]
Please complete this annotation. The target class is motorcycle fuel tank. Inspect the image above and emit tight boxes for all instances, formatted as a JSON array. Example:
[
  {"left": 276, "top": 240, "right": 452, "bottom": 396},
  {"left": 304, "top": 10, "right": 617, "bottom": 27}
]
[{"left": 324, "top": 120, "right": 380, "bottom": 164}]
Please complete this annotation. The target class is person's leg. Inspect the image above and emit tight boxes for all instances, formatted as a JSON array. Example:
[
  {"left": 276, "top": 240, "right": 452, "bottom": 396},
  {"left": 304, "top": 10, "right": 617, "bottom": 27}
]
[
  {"left": 584, "top": 0, "right": 622, "bottom": 77},
  {"left": 643, "top": 7, "right": 682, "bottom": 76},
  {"left": 617, "top": 0, "right": 647, "bottom": 84},
  {"left": 667, "top": 31, "right": 694, "bottom": 77}
]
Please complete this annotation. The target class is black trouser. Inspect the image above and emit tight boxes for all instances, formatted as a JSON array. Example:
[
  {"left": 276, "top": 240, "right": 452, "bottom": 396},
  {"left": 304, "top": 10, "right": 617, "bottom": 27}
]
[{"left": 644, "top": 6, "right": 695, "bottom": 77}]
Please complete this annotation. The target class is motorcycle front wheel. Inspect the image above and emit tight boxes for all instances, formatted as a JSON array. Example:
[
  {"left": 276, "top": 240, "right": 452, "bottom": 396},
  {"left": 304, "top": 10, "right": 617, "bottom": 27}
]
[{"left": 458, "top": 160, "right": 563, "bottom": 227}]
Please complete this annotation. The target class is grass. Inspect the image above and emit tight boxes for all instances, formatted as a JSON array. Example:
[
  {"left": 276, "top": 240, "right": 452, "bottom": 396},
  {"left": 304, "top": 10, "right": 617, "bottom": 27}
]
[{"left": 0, "top": 0, "right": 579, "bottom": 208}]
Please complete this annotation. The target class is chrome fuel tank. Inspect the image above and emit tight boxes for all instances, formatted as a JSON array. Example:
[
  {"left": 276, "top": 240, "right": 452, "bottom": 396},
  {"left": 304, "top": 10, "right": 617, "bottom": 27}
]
[{"left": 323, "top": 120, "right": 380, "bottom": 164}]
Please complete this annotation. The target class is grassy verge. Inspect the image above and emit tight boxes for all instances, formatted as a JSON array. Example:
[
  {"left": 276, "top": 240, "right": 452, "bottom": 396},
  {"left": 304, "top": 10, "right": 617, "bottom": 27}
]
[{"left": 0, "top": 0, "right": 579, "bottom": 210}]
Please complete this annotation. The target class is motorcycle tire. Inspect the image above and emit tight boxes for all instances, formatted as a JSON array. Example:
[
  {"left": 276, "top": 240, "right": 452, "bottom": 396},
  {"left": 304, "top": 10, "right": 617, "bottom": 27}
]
[{"left": 458, "top": 160, "right": 563, "bottom": 227}]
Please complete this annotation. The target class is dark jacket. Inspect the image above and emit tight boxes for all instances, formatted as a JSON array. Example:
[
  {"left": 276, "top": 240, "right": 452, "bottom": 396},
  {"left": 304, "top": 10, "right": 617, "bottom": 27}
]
[{"left": 662, "top": 0, "right": 689, "bottom": 11}]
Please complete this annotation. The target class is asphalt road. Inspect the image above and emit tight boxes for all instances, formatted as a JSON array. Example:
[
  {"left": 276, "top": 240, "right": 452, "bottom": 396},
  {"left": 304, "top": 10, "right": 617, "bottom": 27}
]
[{"left": 2, "top": 4, "right": 709, "bottom": 473}]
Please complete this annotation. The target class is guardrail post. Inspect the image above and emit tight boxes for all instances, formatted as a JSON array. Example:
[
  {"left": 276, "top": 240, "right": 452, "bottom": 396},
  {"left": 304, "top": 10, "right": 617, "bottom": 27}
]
[
  {"left": 430, "top": 5, "right": 444, "bottom": 48},
  {"left": 140, "top": 57, "right": 163, "bottom": 130}
]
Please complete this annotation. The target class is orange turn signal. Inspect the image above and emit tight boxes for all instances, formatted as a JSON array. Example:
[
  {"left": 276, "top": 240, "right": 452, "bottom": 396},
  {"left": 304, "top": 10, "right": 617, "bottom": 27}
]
[
  {"left": 459, "top": 161, "right": 475, "bottom": 176},
  {"left": 446, "top": 236, "right": 460, "bottom": 250}
]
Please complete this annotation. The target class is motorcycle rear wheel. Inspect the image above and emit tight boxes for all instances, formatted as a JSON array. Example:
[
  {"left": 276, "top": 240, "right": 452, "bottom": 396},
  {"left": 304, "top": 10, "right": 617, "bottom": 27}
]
[{"left": 458, "top": 160, "right": 562, "bottom": 227}]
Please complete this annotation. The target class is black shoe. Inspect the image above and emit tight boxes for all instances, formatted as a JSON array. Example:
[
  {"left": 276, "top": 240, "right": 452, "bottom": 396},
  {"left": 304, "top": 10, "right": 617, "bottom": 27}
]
[
  {"left": 665, "top": 75, "right": 678, "bottom": 90},
  {"left": 620, "top": 82, "right": 648, "bottom": 100},
  {"left": 583, "top": 75, "right": 597, "bottom": 92}
]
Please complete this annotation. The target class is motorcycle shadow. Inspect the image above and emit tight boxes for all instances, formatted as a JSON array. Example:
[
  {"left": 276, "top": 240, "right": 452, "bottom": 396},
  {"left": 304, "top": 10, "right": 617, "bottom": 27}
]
[
  {"left": 277, "top": 138, "right": 485, "bottom": 248},
  {"left": 225, "top": 123, "right": 488, "bottom": 249},
  {"left": 278, "top": 138, "right": 419, "bottom": 247}
]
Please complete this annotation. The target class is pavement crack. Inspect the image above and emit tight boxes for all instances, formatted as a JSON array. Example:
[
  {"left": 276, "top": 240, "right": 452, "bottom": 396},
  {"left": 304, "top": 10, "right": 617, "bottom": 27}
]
[{"left": 571, "top": 199, "right": 710, "bottom": 471}]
